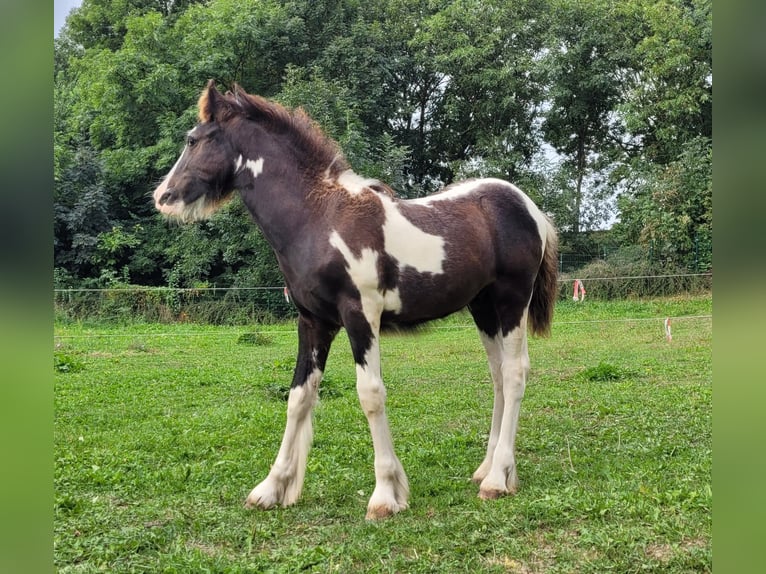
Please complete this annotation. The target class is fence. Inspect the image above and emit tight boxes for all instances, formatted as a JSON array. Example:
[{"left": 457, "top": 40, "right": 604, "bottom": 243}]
[
  {"left": 558, "top": 237, "right": 712, "bottom": 274},
  {"left": 54, "top": 272, "right": 712, "bottom": 325},
  {"left": 54, "top": 286, "right": 294, "bottom": 325}
]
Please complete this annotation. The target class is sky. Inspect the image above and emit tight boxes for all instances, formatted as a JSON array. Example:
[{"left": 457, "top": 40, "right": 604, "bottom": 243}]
[{"left": 55, "top": 0, "right": 83, "bottom": 37}]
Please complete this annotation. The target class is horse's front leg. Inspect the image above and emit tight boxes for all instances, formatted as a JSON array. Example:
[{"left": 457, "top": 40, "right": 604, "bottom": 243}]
[
  {"left": 245, "top": 314, "right": 337, "bottom": 510},
  {"left": 344, "top": 306, "right": 409, "bottom": 519}
]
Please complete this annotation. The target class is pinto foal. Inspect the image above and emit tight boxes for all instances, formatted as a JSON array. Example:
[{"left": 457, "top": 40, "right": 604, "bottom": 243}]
[{"left": 153, "top": 81, "right": 559, "bottom": 519}]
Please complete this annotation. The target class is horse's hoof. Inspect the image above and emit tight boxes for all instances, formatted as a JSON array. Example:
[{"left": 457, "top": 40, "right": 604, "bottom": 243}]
[
  {"left": 244, "top": 484, "right": 280, "bottom": 510},
  {"left": 365, "top": 503, "right": 403, "bottom": 520},
  {"left": 244, "top": 495, "right": 271, "bottom": 510},
  {"left": 478, "top": 487, "right": 506, "bottom": 500}
]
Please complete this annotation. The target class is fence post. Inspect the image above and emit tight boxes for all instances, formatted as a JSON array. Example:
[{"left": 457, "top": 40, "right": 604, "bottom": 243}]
[{"left": 693, "top": 235, "right": 699, "bottom": 272}]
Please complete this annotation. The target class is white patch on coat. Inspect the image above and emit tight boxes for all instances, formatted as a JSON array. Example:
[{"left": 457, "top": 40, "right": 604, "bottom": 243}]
[
  {"left": 517, "top": 191, "right": 551, "bottom": 257},
  {"left": 379, "top": 195, "right": 445, "bottom": 275},
  {"left": 413, "top": 177, "right": 550, "bottom": 258},
  {"left": 336, "top": 169, "right": 380, "bottom": 195},
  {"left": 330, "top": 166, "right": 450, "bottom": 274},
  {"left": 245, "top": 157, "right": 264, "bottom": 180},
  {"left": 329, "top": 231, "right": 379, "bottom": 292},
  {"left": 235, "top": 155, "right": 264, "bottom": 179},
  {"left": 409, "top": 179, "right": 486, "bottom": 205},
  {"left": 328, "top": 231, "right": 402, "bottom": 319}
]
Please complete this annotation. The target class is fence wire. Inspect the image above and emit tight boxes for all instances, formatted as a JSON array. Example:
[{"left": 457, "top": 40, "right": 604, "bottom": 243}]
[{"left": 54, "top": 273, "right": 712, "bottom": 326}]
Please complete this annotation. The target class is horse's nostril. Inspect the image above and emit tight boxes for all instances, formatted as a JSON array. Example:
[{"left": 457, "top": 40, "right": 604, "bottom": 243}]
[{"left": 159, "top": 190, "right": 174, "bottom": 205}]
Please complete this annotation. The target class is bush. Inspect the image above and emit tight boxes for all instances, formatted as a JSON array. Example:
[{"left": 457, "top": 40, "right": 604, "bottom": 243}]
[
  {"left": 559, "top": 245, "right": 712, "bottom": 300},
  {"left": 53, "top": 286, "right": 296, "bottom": 325}
]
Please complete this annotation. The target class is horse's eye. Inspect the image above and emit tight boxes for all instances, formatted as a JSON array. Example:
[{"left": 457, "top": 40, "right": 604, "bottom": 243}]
[{"left": 187, "top": 136, "right": 197, "bottom": 147}]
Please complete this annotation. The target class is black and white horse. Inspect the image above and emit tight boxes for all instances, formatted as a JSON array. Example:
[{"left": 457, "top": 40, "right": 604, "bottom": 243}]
[{"left": 153, "top": 81, "right": 559, "bottom": 519}]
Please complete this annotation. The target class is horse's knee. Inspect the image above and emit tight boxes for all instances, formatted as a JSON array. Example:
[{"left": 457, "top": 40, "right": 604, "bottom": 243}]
[
  {"left": 357, "top": 378, "right": 386, "bottom": 415},
  {"left": 287, "top": 381, "right": 317, "bottom": 418},
  {"left": 356, "top": 363, "right": 386, "bottom": 414}
]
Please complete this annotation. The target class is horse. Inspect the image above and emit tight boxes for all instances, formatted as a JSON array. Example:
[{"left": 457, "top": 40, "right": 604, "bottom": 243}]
[{"left": 153, "top": 80, "right": 559, "bottom": 519}]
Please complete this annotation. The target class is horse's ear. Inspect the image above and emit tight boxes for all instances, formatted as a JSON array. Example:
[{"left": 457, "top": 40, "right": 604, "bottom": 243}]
[
  {"left": 231, "top": 83, "right": 250, "bottom": 108},
  {"left": 198, "top": 79, "right": 221, "bottom": 123}
]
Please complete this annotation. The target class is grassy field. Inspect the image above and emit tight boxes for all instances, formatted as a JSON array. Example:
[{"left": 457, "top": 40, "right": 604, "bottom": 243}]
[{"left": 54, "top": 295, "right": 712, "bottom": 573}]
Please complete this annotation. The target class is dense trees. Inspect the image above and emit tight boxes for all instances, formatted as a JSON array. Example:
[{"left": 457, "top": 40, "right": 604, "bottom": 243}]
[{"left": 54, "top": 0, "right": 712, "bottom": 290}]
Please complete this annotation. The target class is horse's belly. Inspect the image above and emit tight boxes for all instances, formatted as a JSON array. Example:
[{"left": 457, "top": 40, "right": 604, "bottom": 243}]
[{"left": 382, "top": 271, "right": 490, "bottom": 326}]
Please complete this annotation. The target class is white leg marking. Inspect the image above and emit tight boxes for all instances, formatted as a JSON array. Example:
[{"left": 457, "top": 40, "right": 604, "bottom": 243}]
[
  {"left": 478, "top": 316, "right": 529, "bottom": 499},
  {"left": 245, "top": 368, "right": 322, "bottom": 509},
  {"left": 356, "top": 337, "right": 409, "bottom": 519},
  {"left": 472, "top": 331, "right": 505, "bottom": 484}
]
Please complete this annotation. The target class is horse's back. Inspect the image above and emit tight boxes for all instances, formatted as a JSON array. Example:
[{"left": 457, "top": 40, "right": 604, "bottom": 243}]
[{"left": 402, "top": 178, "right": 546, "bottom": 269}]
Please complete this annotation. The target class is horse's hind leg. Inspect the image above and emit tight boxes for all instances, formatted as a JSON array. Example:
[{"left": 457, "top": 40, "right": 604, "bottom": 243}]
[
  {"left": 480, "top": 310, "right": 529, "bottom": 499},
  {"left": 245, "top": 313, "right": 337, "bottom": 510},
  {"left": 472, "top": 330, "right": 505, "bottom": 485},
  {"left": 469, "top": 288, "right": 530, "bottom": 499},
  {"left": 468, "top": 291, "right": 505, "bottom": 485}
]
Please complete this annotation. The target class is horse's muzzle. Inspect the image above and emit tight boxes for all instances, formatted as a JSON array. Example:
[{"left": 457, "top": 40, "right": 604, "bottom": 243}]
[{"left": 158, "top": 189, "right": 176, "bottom": 206}]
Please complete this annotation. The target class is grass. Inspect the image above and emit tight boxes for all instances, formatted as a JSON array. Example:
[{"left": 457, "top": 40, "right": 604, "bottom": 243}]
[{"left": 54, "top": 295, "right": 712, "bottom": 572}]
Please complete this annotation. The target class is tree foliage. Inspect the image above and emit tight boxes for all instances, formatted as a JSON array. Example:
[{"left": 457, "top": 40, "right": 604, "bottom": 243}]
[{"left": 54, "top": 0, "right": 713, "bottom": 292}]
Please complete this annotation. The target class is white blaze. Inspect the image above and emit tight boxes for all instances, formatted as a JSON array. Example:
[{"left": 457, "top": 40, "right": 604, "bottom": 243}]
[{"left": 153, "top": 146, "right": 187, "bottom": 211}]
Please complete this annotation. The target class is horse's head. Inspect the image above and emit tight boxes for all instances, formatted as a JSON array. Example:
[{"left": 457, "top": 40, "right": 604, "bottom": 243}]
[{"left": 153, "top": 80, "right": 244, "bottom": 221}]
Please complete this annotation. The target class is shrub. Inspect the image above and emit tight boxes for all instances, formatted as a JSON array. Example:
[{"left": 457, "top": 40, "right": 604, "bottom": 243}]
[{"left": 559, "top": 245, "right": 711, "bottom": 300}]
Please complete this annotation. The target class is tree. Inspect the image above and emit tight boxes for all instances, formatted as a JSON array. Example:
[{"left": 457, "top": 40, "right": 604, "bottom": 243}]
[
  {"left": 53, "top": 0, "right": 714, "bottom": 291},
  {"left": 409, "top": 0, "right": 549, "bottom": 191},
  {"left": 65, "top": 0, "right": 204, "bottom": 51},
  {"left": 615, "top": 137, "right": 712, "bottom": 270},
  {"left": 614, "top": 0, "right": 712, "bottom": 267},
  {"left": 621, "top": 0, "right": 712, "bottom": 165},
  {"left": 540, "top": 0, "right": 636, "bottom": 234}
]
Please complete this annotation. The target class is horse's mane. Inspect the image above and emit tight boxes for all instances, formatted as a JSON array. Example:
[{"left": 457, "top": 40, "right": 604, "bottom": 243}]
[
  {"left": 197, "top": 83, "right": 396, "bottom": 198},
  {"left": 212, "top": 85, "right": 351, "bottom": 180}
]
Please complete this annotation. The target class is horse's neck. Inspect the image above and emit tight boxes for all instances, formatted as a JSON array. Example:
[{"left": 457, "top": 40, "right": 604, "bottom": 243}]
[{"left": 233, "top": 134, "right": 315, "bottom": 258}]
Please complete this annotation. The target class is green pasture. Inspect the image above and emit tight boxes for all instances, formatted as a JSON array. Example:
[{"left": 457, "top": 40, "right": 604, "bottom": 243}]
[{"left": 54, "top": 296, "right": 712, "bottom": 572}]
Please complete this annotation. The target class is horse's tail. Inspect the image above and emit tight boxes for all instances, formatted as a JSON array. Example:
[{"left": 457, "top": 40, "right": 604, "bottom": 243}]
[{"left": 529, "top": 215, "right": 559, "bottom": 337}]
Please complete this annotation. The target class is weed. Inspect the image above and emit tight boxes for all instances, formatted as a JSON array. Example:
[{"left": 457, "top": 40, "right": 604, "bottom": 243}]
[
  {"left": 581, "top": 361, "right": 629, "bottom": 382},
  {"left": 127, "top": 339, "right": 151, "bottom": 352},
  {"left": 54, "top": 350, "right": 84, "bottom": 373},
  {"left": 237, "top": 331, "right": 273, "bottom": 346}
]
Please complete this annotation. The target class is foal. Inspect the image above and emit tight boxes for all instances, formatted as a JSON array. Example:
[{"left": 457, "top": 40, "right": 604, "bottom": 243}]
[{"left": 153, "top": 81, "right": 558, "bottom": 519}]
